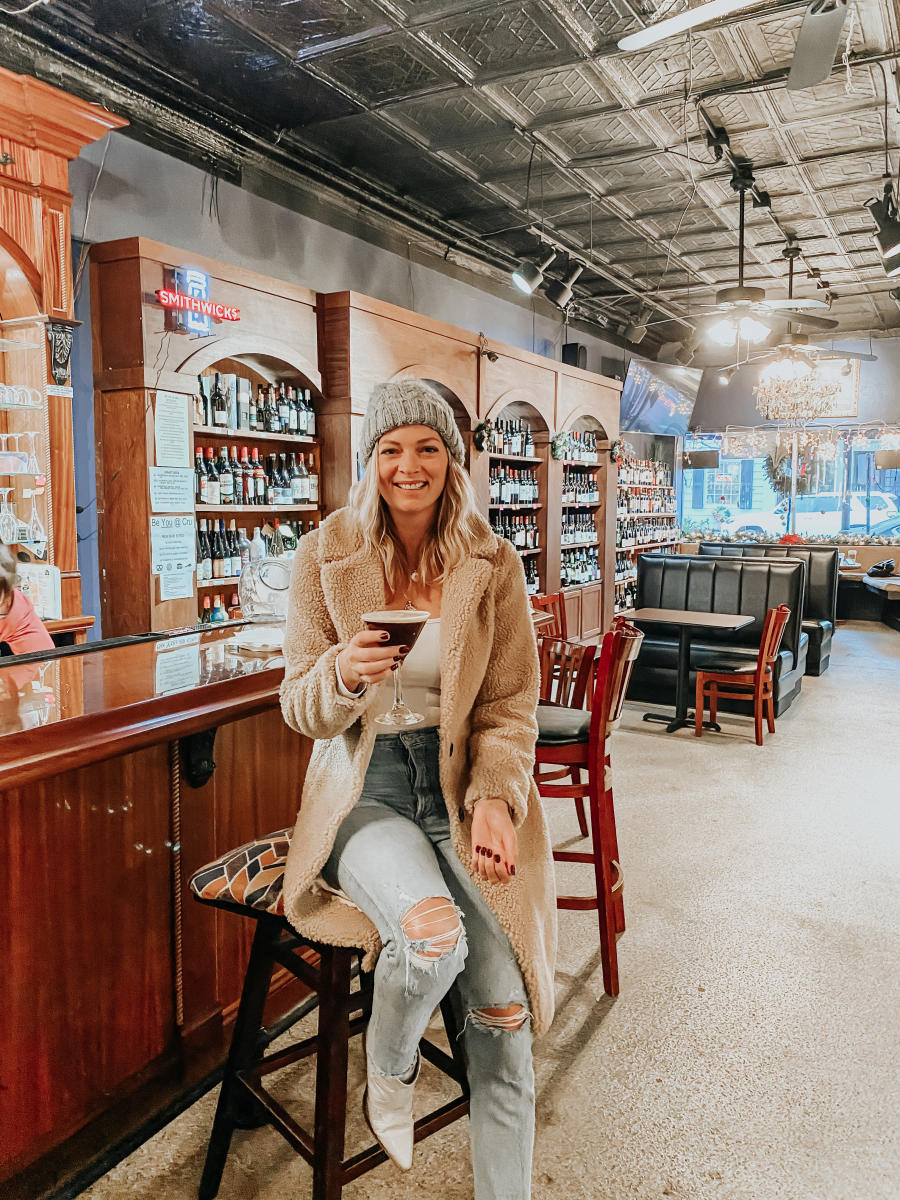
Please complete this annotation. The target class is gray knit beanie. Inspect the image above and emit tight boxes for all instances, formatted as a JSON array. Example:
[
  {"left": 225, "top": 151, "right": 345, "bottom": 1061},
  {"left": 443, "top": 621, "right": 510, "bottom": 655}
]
[{"left": 359, "top": 380, "right": 465, "bottom": 467}]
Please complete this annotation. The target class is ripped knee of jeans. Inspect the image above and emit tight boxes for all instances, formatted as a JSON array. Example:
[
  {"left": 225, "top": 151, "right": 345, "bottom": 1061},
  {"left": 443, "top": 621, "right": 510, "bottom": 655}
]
[
  {"left": 399, "top": 897, "right": 466, "bottom": 972},
  {"left": 467, "top": 1004, "right": 531, "bottom": 1033}
]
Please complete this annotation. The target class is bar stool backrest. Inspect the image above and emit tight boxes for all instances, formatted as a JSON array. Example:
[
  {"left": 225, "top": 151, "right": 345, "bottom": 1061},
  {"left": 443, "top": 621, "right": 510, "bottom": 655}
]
[
  {"left": 537, "top": 636, "right": 596, "bottom": 708},
  {"left": 591, "top": 617, "right": 645, "bottom": 744},
  {"left": 530, "top": 591, "right": 567, "bottom": 639},
  {"left": 756, "top": 604, "right": 791, "bottom": 679}
]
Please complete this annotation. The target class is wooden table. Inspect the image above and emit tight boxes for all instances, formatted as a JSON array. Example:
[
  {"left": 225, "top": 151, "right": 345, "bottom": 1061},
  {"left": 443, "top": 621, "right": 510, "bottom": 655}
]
[{"left": 632, "top": 607, "right": 755, "bottom": 733}]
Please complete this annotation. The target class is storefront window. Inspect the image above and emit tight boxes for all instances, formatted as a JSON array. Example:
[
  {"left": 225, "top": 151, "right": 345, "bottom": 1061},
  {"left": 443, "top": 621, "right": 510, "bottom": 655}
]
[{"left": 682, "top": 429, "right": 900, "bottom": 540}]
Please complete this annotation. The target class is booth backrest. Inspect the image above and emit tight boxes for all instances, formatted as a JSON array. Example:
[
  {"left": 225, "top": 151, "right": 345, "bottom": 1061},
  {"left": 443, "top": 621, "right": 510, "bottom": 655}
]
[
  {"left": 636, "top": 553, "right": 805, "bottom": 665},
  {"left": 697, "top": 543, "right": 838, "bottom": 625}
]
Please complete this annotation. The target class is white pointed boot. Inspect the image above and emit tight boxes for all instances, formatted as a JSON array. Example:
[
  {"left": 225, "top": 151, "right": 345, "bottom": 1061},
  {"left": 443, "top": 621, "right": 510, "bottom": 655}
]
[{"left": 363, "top": 1049, "right": 420, "bottom": 1170}]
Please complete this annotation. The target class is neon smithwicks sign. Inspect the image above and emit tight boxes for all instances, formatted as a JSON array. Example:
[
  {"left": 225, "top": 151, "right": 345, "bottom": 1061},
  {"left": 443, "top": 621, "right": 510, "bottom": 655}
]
[
  {"left": 156, "top": 290, "right": 240, "bottom": 322},
  {"left": 156, "top": 267, "right": 240, "bottom": 335}
]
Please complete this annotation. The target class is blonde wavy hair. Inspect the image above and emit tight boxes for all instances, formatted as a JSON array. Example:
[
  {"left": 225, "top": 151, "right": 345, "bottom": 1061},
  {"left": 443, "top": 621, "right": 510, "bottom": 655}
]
[{"left": 348, "top": 441, "right": 488, "bottom": 594}]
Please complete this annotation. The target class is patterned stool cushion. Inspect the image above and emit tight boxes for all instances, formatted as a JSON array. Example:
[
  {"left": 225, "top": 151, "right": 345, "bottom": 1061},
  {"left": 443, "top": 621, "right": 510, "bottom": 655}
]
[{"left": 190, "top": 829, "right": 292, "bottom": 914}]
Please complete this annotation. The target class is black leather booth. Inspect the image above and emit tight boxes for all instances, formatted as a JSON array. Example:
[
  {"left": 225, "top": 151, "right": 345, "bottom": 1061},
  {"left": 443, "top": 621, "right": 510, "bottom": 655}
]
[
  {"left": 697, "top": 543, "right": 838, "bottom": 675},
  {"left": 629, "top": 554, "right": 808, "bottom": 717}
]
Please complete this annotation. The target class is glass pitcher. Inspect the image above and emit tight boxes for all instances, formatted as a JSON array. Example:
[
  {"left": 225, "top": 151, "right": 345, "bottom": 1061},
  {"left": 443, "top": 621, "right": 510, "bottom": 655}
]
[{"left": 238, "top": 555, "right": 291, "bottom": 622}]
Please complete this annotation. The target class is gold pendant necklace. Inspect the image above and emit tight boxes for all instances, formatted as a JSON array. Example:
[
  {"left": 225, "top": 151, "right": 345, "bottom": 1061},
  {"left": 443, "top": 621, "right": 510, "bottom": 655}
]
[{"left": 404, "top": 570, "right": 419, "bottom": 610}]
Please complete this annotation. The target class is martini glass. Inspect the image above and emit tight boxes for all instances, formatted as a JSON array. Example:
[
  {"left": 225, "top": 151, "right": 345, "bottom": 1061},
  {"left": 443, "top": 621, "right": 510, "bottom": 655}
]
[{"left": 362, "top": 608, "right": 431, "bottom": 727}]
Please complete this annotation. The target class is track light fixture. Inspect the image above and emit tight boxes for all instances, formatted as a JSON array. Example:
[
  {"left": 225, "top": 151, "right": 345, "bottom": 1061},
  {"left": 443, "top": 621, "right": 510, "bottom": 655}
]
[
  {"left": 545, "top": 263, "right": 584, "bottom": 308},
  {"left": 511, "top": 248, "right": 556, "bottom": 294},
  {"left": 865, "top": 183, "right": 900, "bottom": 265},
  {"left": 717, "top": 366, "right": 738, "bottom": 385}
]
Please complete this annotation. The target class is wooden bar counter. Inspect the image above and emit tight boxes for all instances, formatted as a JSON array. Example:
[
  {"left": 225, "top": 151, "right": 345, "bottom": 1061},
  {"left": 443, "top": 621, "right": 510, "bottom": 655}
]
[{"left": 0, "top": 625, "right": 310, "bottom": 1198}]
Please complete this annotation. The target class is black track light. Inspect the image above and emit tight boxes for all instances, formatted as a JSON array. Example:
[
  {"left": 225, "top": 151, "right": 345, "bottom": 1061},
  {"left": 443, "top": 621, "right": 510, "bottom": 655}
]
[
  {"left": 511, "top": 248, "right": 556, "bottom": 295},
  {"left": 545, "top": 264, "right": 584, "bottom": 308},
  {"left": 865, "top": 184, "right": 900, "bottom": 264}
]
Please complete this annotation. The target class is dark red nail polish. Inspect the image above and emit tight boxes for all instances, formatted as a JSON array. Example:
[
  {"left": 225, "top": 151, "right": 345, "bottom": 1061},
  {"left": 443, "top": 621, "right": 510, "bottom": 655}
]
[
  {"left": 380, "top": 632, "right": 390, "bottom": 640},
  {"left": 510, "top": 865, "right": 516, "bottom": 876},
  {"left": 474, "top": 845, "right": 481, "bottom": 855},
  {"left": 494, "top": 853, "right": 501, "bottom": 863},
  {"left": 398, "top": 645, "right": 410, "bottom": 654}
]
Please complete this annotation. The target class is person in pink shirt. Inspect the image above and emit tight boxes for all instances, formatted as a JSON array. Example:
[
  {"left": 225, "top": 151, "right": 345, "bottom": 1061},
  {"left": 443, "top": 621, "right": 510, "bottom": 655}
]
[{"left": 0, "top": 546, "right": 54, "bottom": 699}]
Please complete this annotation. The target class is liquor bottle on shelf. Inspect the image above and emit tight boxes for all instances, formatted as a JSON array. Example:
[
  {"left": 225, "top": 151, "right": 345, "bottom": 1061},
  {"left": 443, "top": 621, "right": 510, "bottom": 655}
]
[
  {"left": 197, "top": 519, "right": 212, "bottom": 582},
  {"left": 290, "top": 451, "right": 307, "bottom": 502},
  {"left": 227, "top": 519, "right": 241, "bottom": 576},
  {"left": 250, "top": 448, "right": 264, "bottom": 505},
  {"left": 286, "top": 386, "right": 298, "bottom": 434},
  {"left": 269, "top": 518, "right": 286, "bottom": 557},
  {"left": 204, "top": 448, "right": 220, "bottom": 505},
  {"left": 250, "top": 526, "right": 265, "bottom": 562},
  {"left": 216, "top": 446, "right": 234, "bottom": 504},
  {"left": 264, "top": 454, "right": 277, "bottom": 506},
  {"left": 228, "top": 592, "right": 243, "bottom": 620},
  {"left": 305, "top": 389, "right": 317, "bottom": 437},
  {"left": 210, "top": 373, "right": 228, "bottom": 428},
  {"left": 238, "top": 446, "right": 252, "bottom": 504},
  {"left": 210, "top": 520, "right": 225, "bottom": 578},
  {"left": 196, "top": 375, "right": 209, "bottom": 426},
  {"left": 265, "top": 385, "right": 281, "bottom": 434},
  {"left": 199, "top": 596, "right": 212, "bottom": 624},
  {"left": 276, "top": 383, "right": 290, "bottom": 434},
  {"left": 238, "top": 526, "right": 251, "bottom": 573},
  {"left": 195, "top": 449, "right": 207, "bottom": 504},
  {"left": 210, "top": 594, "right": 226, "bottom": 623}
]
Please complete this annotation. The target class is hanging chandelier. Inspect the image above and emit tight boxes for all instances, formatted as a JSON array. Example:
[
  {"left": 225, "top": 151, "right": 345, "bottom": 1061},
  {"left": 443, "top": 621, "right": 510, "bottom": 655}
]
[{"left": 753, "top": 354, "right": 841, "bottom": 423}]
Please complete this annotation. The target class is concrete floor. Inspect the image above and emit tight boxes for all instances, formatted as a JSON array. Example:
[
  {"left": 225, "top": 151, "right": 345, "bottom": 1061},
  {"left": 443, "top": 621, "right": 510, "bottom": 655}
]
[{"left": 82, "top": 622, "right": 899, "bottom": 1200}]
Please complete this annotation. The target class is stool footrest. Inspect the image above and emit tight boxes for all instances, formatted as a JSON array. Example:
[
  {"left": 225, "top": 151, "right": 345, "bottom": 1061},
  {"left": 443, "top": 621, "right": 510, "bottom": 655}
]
[
  {"left": 553, "top": 850, "right": 595, "bottom": 864},
  {"left": 556, "top": 895, "right": 600, "bottom": 911}
]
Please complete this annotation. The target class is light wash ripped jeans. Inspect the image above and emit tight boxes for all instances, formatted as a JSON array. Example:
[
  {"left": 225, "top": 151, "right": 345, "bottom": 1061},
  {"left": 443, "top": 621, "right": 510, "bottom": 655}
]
[{"left": 322, "top": 726, "right": 534, "bottom": 1200}]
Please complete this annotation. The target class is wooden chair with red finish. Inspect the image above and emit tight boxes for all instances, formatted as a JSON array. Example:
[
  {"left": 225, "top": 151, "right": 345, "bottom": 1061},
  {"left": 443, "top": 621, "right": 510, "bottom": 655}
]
[
  {"left": 694, "top": 604, "right": 791, "bottom": 746},
  {"left": 535, "top": 636, "right": 596, "bottom": 838},
  {"left": 529, "top": 591, "right": 567, "bottom": 639},
  {"left": 533, "top": 618, "right": 644, "bottom": 997}
]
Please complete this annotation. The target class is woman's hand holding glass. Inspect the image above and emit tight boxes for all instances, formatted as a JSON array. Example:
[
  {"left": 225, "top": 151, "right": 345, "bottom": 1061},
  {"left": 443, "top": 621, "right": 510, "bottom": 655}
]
[
  {"left": 471, "top": 798, "right": 517, "bottom": 885},
  {"left": 337, "top": 630, "right": 407, "bottom": 691}
]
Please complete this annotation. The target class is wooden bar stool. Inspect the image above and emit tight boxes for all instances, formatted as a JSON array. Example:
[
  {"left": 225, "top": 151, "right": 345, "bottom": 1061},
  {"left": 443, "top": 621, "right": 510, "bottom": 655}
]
[
  {"left": 534, "top": 619, "right": 643, "bottom": 997},
  {"left": 189, "top": 834, "right": 469, "bottom": 1200}
]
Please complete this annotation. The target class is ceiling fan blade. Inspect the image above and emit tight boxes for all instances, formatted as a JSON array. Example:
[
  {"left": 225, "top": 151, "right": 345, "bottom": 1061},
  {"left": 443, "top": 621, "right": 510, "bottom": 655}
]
[
  {"left": 812, "top": 350, "right": 878, "bottom": 362},
  {"left": 786, "top": 0, "right": 849, "bottom": 91},
  {"left": 780, "top": 311, "right": 839, "bottom": 330},
  {"left": 762, "top": 297, "right": 832, "bottom": 311}
]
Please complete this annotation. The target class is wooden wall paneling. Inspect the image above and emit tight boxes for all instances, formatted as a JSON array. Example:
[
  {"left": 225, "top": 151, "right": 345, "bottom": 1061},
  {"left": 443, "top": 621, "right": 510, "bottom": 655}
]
[
  {"left": 599, "top": 458, "right": 616, "bottom": 629},
  {"left": 580, "top": 581, "right": 603, "bottom": 638},
  {"left": 479, "top": 352, "right": 556, "bottom": 431},
  {"left": 94, "top": 388, "right": 152, "bottom": 636},
  {"left": 0, "top": 745, "right": 174, "bottom": 1181},
  {"left": 562, "top": 587, "right": 582, "bottom": 638}
]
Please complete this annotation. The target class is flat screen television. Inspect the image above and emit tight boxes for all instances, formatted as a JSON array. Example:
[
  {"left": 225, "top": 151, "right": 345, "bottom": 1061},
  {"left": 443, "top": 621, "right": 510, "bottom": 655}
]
[{"left": 619, "top": 359, "right": 701, "bottom": 437}]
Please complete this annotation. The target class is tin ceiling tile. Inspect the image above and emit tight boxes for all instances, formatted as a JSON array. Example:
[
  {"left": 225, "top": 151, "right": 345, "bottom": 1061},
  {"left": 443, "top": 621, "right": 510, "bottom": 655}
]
[
  {"left": 492, "top": 63, "right": 615, "bottom": 120},
  {"left": 549, "top": 112, "right": 653, "bottom": 160},
  {"left": 447, "top": 133, "right": 535, "bottom": 174},
  {"left": 386, "top": 90, "right": 510, "bottom": 143},
  {"left": 313, "top": 33, "right": 458, "bottom": 102},
  {"left": 422, "top": 1, "right": 575, "bottom": 77},
  {"left": 217, "top": 0, "right": 391, "bottom": 59}
]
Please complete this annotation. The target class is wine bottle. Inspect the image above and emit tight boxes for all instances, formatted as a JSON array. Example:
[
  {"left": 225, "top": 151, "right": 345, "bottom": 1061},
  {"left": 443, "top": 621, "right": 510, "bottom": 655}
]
[
  {"left": 210, "top": 594, "right": 226, "bottom": 623},
  {"left": 287, "top": 385, "right": 299, "bottom": 434},
  {"left": 265, "top": 454, "right": 277, "bottom": 506},
  {"left": 227, "top": 518, "right": 240, "bottom": 577},
  {"left": 251, "top": 448, "right": 266, "bottom": 505},
  {"left": 304, "top": 388, "right": 316, "bottom": 436},
  {"left": 277, "top": 382, "right": 290, "bottom": 434},
  {"left": 196, "top": 375, "right": 209, "bottom": 426},
  {"left": 239, "top": 446, "right": 253, "bottom": 504},
  {"left": 295, "top": 451, "right": 310, "bottom": 502},
  {"left": 211, "top": 373, "right": 228, "bottom": 428},
  {"left": 237, "top": 527, "right": 250, "bottom": 574},
  {"left": 211, "top": 520, "right": 225, "bottom": 578},
  {"left": 204, "top": 448, "right": 220, "bottom": 505},
  {"left": 216, "top": 445, "right": 234, "bottom": 504},
  {"left": 270, "top": 517, "right": 285, "bottom": 557},
  {"left": 266, "top": 385, "right": 281, "bottom": 434},
  {"left": 227, "top": 592, "right": 242, "bottom": 620},
  {"left": 195, "top": 449, "right": 208, "bottom": 504},
  {"left": 308, "top": 454, "right": 319, "bottom": 504},
  {"left": 197, "top": 519, "right": 212, "bottom": 582},
  {"left": 250, "top": 526, "right": 266, "bottom": 562},
  {"left": 199, "top": 595, "right": 212, "bottom": 624}
]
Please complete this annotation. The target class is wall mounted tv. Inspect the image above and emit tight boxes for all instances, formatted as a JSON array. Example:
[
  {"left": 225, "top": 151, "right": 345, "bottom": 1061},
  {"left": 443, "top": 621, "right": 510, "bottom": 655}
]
[{"left": 619, "top": 359, "right": 701, "bottom": 437}]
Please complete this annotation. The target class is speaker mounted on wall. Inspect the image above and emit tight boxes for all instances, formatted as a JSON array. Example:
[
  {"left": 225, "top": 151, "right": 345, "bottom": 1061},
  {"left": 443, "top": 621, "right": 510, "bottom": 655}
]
[{"left": 562, "top": 342, "right": 587, "bottom": 369}]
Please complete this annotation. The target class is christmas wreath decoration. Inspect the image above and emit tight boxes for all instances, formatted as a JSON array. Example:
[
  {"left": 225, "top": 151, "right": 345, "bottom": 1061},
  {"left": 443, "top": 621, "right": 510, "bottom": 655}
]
[{"left": 472, "top": 418, "right": 494, "bottom": 452}]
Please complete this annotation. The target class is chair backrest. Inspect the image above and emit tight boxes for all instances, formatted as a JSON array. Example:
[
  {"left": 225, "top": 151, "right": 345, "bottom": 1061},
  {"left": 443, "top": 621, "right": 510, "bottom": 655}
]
[
  {"left": 537, "top": 636, "right": 595, "bottom": 708},
  {"left": 530, "top": 591, "right": 567, "bottom": 639},
  {"left": 756, "top": 604, "right": 791, "bottom": 677},
  {"left": 590, "top": 617, "right": 644, "bottom": 746},
  {"left": 697, "top": 543, "right": 838, "bottom": 625}
]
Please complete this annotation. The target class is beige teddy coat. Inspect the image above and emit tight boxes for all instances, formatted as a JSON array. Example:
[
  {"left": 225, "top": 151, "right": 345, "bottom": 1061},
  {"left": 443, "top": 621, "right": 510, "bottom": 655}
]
[{"left": 278, "top": 506, "right": 558, "bottom": 1035}]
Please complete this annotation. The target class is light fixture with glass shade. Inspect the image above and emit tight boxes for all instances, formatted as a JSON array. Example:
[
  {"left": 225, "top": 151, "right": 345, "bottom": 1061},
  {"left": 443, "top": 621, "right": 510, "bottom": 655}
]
[{"left": 545, "top": 263, "right": 584, "bottom": 308}]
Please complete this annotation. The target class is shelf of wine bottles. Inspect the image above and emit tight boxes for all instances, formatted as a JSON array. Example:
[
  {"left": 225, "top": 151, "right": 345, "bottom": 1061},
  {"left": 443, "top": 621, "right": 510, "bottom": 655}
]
[
  {"left": 562, "top": 468, "right": 600, "bottom": 505},
  {"left": 489, "top": 513, "right": 540, "bottom": 551},
  {"left": 193, "top": 424, "right": 318, "bottom": 446},
  {"left": 195, "top": 371, "right": 318, "bottom": 438},
  {"left": 615, "top": 455, "right": 679, "bottom": 571},
  {"left": 486, "top": 417, "right": 536, "bottom": 458},
  {"left": 560, "top": 546, "right": 600, "bottom": 586},
  {"left": 489, "top": 465, "right": 539, "bottom": 504},
  {"left": 196, "top": 444, "right": 319, "bottom": 508}
]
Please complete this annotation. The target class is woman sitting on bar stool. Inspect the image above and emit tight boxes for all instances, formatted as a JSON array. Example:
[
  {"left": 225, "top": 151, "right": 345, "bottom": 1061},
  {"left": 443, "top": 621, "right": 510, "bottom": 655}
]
[{"left": 279, "top": 381, "right": 556, "bottom": 1200}]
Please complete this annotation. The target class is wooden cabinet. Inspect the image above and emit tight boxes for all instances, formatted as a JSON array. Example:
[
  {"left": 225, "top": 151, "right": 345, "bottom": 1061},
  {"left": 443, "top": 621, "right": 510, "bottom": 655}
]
[{"left": 90, "top": 239, "right": 324, "bottom": 635}]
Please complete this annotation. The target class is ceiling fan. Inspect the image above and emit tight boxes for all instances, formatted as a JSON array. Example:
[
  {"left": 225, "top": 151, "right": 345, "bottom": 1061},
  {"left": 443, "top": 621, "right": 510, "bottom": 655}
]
[
  {"left": 691, "top": 185, "right": 839, "bottom": 353},
  {"left": 618, "top": 0, "right": 850, "bottom": 92}
]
